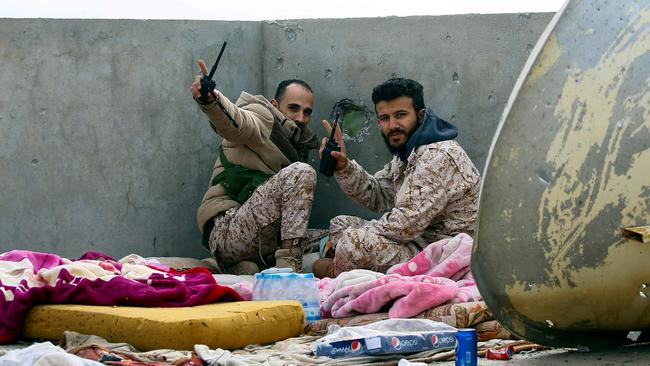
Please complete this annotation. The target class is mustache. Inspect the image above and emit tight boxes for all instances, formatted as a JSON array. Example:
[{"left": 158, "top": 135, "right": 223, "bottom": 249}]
[{"left": 387, "top": 128, "right": 407, "bottom": 137}]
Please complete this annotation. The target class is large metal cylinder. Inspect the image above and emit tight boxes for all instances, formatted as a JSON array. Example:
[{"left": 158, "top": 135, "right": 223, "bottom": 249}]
[{"left": 473, "top": 0, "right": 650, "bottom": 347}]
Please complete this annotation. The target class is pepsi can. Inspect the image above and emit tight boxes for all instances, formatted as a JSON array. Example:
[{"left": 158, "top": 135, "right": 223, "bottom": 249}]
[{"left": 455, "top": 329, "right": 477, "bottom": 366}]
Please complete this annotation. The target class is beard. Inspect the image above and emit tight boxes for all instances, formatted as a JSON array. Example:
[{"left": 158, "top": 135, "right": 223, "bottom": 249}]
[{"left": 381, "top": 116, "right": 421, "bottom": 158}]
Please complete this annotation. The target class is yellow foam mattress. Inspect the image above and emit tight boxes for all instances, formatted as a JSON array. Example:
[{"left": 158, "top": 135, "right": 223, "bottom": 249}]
[{"left": 22, "top": 300, "right": 305, "bottom": 351}]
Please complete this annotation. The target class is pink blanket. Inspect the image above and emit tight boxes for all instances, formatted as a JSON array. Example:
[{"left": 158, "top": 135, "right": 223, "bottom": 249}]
[
  {"left": 0, "top": 250, "right": 242, "bottom": 343},
  {"left": 318, "top": 233, "right": 481, "bottom": 318}
]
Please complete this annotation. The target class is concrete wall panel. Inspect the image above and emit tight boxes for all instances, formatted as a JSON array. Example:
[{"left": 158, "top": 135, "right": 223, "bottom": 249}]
[
  {"left": 0, "top": 19, "right": 262, "bottom": 258},
  {"left": 0, "top": 14, "right": 552, "bottom": 257},
  {"left": 261, "top": 14, "right": 553, "bottom": 227}
]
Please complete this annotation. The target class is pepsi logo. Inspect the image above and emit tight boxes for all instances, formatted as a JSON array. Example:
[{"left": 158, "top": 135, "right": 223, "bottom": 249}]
[
  {"left": 431, "top": 335, "right": 439, "bottom": 346},
  {"left": 351, "top": 340, "right": 361, "bottom": 351},
  {"left": 391, "top": 337, "right": 400, "bottom": 349}
]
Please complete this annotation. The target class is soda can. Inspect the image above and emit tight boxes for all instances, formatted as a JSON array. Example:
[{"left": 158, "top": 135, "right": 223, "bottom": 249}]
[
  {"left": 455, "top": 328, "right": 477, "bottom": 366},
  {"left": 486, "top": 345, "right": 514, "bottom": 360}
]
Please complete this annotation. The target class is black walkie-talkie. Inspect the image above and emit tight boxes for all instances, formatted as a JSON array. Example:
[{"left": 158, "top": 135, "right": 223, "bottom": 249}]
[
  {"left": 200, "top": 42, "right": 226, "bottom": 104},
  {"left": 197, "top": 41, "right": 239, "bottom": 128},
  {"left": 319, "top": 115, "right": 341, "bottom": 176}
]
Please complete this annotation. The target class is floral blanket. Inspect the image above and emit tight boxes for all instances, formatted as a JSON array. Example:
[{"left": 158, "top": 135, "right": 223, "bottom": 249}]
[{"left": 0, "top": 250, "right": 242, "bottom": 343}]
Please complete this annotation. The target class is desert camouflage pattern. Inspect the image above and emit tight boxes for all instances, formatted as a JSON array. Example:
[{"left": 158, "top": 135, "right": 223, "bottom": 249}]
[
  {"left": 332, "top": 140, "right": 481, "bottom": 274},
  {"left": 208, "top": 162, "right": 316, "bottom": 270}
]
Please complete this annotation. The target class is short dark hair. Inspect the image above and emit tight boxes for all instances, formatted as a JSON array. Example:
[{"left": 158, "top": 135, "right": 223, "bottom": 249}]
[
  {"left": 274, "top": 79, "right": 313, "bottom": 100},
  {"left": 371, "top": 78, "right": 425, "bottom": 112}
]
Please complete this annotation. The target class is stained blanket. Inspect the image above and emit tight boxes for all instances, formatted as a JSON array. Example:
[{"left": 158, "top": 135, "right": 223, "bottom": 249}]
[
  {"left": 0, "top": 250, "right": 242, "bottom": 343},
  {"left": 318, "top": 233, "right": 481, "bottom": 318}
]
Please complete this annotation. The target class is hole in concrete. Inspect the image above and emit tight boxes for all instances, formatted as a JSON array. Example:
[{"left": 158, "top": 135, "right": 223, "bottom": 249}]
[
  {"left": 285, "top": 29, "right": 297, "bottom": 42},
  {"left": 452, "top": 72, "right": 460, "bottom": 84},
  {"left": 31, "top": 159, "right": 39, "bottom": 166},
  {"left": 329, "top": 99, "right": 374, "bottom": 143},
  {"left": 526, "top": 43, "right": 534, "bottom": 51},
  {"left": 275, "top": 58, "right": 284, "bottom": 70},
  {"left": 324, "top": 69, "right": 332, "bottom": 79}
]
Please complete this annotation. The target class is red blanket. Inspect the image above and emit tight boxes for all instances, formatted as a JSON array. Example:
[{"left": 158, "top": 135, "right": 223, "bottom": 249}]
[{"left": 0, "top": 250, "right": 242, "bottom": 343}]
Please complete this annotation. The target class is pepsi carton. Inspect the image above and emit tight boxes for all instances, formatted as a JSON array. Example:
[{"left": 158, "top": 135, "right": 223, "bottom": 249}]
[{"left": 315, "top": 330, "right": 457, "bottom": 358}]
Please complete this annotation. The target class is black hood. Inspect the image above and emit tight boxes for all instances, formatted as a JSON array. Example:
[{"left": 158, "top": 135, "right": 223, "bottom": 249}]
[{"left": 396, "top": 108, "right": 458, "bottom": 161}]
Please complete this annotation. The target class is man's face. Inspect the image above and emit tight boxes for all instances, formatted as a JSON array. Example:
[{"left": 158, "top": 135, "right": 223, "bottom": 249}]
[
  {"left": 272, "top": 84, "right": 314, "bottom": 126},
  {"left": 376, "top": 96, "right": 422, "bottom": 149}
]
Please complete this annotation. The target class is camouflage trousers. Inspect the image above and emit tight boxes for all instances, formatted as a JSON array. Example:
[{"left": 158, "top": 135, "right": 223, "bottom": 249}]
[
  {"left": 208, "top": 162, "right": 316, "bottom": 269},
  {"left": 330, "top": 215, "right": 421, "bottom": 275}
]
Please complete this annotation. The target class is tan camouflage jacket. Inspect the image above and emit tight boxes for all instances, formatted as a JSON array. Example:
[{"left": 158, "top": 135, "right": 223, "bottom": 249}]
[{"left": 334, "top": 140, "right": 481, "bottom": 246}]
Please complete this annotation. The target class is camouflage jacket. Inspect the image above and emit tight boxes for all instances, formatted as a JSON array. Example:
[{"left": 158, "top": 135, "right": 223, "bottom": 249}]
[{"left": 334, "top": 140, "right": 481, "bottom": 246}]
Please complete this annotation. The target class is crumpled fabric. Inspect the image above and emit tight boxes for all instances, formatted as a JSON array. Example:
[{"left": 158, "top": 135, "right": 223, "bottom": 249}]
[
  {"left": 0, "top": 250, "right": 242, "bottom": 343},
  {"left": 386, "top": 233, "right": 473, "bottom": 280},
  {"left": 0, "top": 341, "right": 104, "bottom": 366},
  {"left": 318, "top": 234, "right": 481, "bottom": 318},
  {"left": 63, "top": 331, "right": 199, "bottom": 365},
  {"left": 316, "top": 269, "right": 385, "bottom": 310}
]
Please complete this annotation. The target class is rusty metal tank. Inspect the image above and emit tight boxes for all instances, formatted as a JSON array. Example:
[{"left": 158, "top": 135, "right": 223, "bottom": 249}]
[{"left": 473, "top": 0, "right": 650, "bottom": 348}]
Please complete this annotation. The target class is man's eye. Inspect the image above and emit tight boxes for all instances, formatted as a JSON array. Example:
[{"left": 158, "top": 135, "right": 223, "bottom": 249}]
[{"left": 304, "top": 110, "right": 312, "bottom": 116}]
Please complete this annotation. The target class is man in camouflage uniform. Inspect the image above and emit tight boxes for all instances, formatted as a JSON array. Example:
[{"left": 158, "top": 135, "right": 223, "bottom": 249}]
[
  {"left": 191, "top": 60, "right": 319, "bottom": 274},
  {"left": 315, "top": 78, "right": 481, "bottom": 276}
]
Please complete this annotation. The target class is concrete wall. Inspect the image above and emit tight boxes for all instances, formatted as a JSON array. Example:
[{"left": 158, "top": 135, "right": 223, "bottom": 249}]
[
  {"left": 261, "top": 14, "right": 554, "bottom": 226},
  {"left": 0, "top": 19, "right": 262, "bottom": 258},
  {"left": 0, "top": 13, "right": 553, "bottom": 259}
]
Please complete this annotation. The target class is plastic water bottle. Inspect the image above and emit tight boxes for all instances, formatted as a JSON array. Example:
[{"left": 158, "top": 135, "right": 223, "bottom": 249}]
[{"left": 252, "top": 268, "right": 321, "bottom": 322}]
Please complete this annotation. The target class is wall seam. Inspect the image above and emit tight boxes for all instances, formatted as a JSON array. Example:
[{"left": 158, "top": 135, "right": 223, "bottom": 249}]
[{"left": 260, "top": 20, "right": 266, "bottom": 95}]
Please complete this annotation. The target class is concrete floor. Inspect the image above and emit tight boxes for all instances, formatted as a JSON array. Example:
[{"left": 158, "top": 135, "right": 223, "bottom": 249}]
[
  {"left": 437, "top": 344, "right": 650, "bottom": 365},
  {"left": 3, "top": 341, "right": 650, "bottom": 365}
]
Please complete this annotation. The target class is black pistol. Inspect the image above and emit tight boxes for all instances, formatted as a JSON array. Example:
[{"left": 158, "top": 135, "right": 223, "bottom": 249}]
[
  {"left": 319, "top": 116, "right": 341, "bottom": 177},
  {"left": 198, "top": 42, "right": 239, "bottom": 128}
]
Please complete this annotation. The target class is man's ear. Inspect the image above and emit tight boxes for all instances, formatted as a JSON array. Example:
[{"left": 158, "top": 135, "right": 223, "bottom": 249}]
[
  {"left": 271, "top": 99, "right": 279, "bottom": 108},
  {"left": 417, "top": 108, "right": 426, "bottom": 121}
]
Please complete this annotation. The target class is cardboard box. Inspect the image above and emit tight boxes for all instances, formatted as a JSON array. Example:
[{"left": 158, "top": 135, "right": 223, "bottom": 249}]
[{"left": 315, "top": 330, "right": 457, "bottom": 358}]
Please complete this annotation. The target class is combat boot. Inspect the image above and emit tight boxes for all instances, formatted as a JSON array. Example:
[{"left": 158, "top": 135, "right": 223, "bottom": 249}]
[{"left": 275, "top": 244, "right": 303, "bottom": 273}]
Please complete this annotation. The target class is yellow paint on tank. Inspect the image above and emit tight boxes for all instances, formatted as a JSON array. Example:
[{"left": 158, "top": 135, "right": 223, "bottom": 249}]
[
  {"left": 506, "top": 239, "right": 650, "bottom": 330},
  {"left": 505, "top": 8, "right": 650, "bottom": 331},
  {"left": 537, "top": 7, "right": 650, "bottom": 273}
]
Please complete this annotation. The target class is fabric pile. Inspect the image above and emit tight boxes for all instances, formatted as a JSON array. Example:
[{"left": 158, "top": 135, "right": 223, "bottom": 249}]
[
  {"left": 0, "top": 250, "right": 242, "bottom": 343},
  {"left": 317, "top": 233, "right": 481, "bottom": 319}
]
